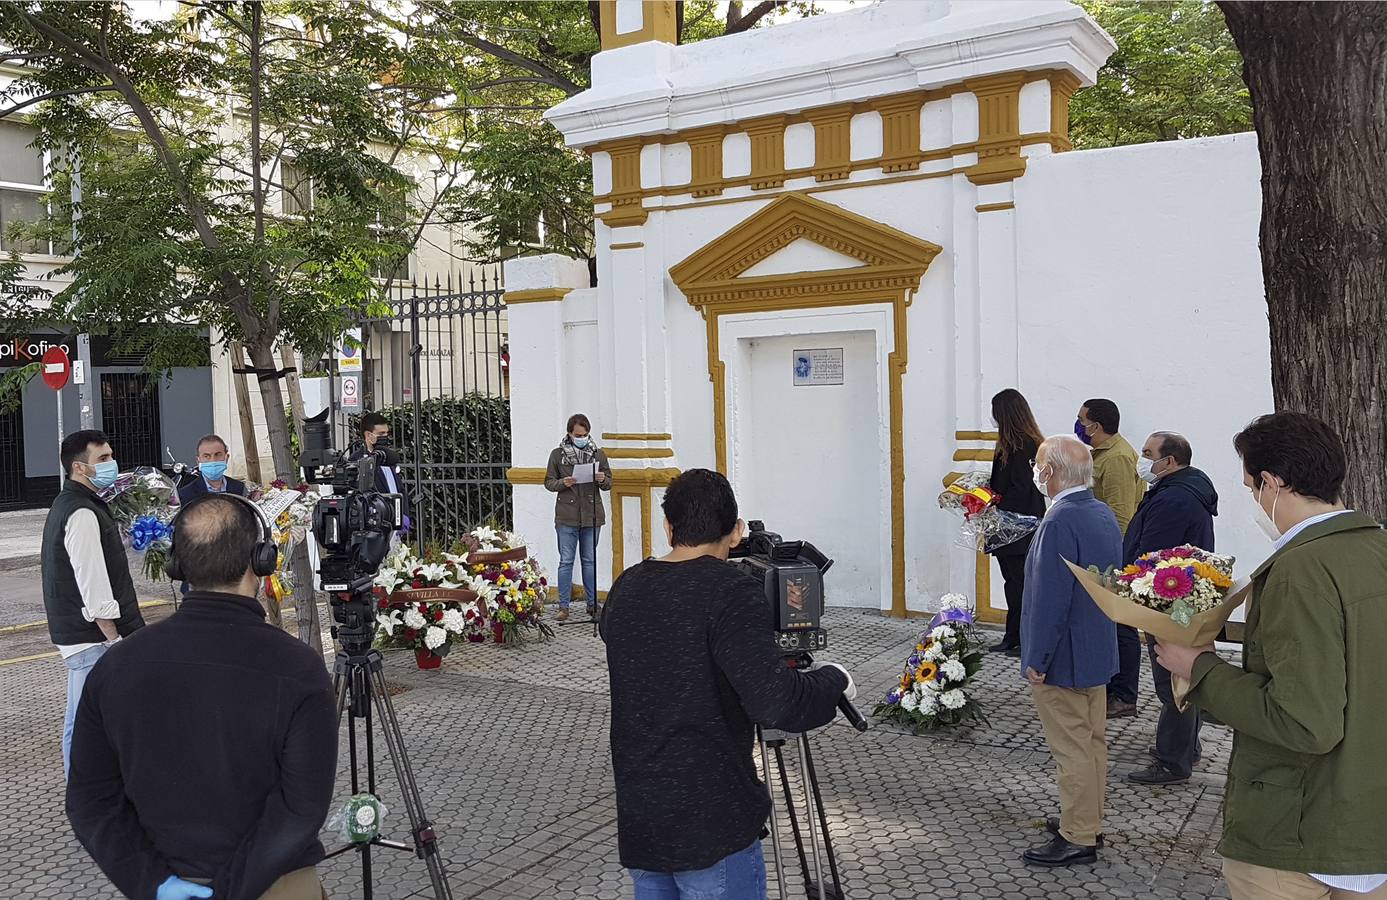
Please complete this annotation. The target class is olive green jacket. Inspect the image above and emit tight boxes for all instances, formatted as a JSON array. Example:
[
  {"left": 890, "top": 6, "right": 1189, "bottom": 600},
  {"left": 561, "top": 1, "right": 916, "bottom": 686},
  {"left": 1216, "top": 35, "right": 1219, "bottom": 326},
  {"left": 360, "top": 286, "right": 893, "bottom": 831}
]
[
  {"left": 544, "top": 446, "right": 612, "bottom": 528},
  {"left": 1090, "top": 433, "right": 1144, "bottom": 535},
  {"left": 1188, "top": 512, "right": 1387, "bottom": 875}
]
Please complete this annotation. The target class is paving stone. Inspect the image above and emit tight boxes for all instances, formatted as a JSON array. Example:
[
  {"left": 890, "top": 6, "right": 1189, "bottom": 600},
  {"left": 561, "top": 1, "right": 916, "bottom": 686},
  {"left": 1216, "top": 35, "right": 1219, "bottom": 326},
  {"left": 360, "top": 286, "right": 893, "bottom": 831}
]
[{"left": 0, "top": 608, "right": 1236, "bottom": 898}]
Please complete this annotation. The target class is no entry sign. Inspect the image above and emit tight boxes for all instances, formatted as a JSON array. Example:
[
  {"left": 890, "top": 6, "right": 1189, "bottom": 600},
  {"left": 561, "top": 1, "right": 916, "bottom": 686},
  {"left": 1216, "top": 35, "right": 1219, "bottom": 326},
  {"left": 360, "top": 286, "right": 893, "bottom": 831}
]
[{"left": 41, "top": 346, "right": 70, "bottom": 390}]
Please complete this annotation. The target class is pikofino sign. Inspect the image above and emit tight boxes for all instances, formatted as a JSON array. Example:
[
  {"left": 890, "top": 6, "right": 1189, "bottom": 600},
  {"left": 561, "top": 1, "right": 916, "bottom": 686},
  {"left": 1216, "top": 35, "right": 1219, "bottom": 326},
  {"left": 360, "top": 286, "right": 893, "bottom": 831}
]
[{"left": 0, "top": 335, "right": 76, "bottom": 369}]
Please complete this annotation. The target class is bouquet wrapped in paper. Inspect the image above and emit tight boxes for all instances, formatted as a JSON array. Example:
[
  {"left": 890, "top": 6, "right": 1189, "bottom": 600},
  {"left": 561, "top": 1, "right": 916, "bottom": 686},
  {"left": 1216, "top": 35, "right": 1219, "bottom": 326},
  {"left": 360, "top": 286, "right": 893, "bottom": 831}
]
[
  {"left": 104, "top": 467, "right": 179, "bottom": 580},
  {"left": 1066, "top": 545, "right": 1252, "bottom": 708},
  {"left": 939, "top": 471, "right": 1039, "bottom": 554}
]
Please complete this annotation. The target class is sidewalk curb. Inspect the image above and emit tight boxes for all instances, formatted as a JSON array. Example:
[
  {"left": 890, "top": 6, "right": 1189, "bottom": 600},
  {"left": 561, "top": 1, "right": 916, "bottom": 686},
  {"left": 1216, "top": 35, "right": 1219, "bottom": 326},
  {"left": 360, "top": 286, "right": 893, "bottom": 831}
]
[{"left": 0, "top": 554, "right": 41, "bottom": 572}]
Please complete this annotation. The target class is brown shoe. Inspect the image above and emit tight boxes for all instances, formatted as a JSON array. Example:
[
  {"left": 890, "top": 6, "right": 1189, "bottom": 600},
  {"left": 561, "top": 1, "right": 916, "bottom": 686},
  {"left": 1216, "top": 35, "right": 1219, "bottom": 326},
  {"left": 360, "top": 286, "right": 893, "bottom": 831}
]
[
  {"left": 556, "top": 608, "right": 569, "bottom": 622},
  {"left": 1106, "top": 699, "right": 1137, "bottom": 719}
]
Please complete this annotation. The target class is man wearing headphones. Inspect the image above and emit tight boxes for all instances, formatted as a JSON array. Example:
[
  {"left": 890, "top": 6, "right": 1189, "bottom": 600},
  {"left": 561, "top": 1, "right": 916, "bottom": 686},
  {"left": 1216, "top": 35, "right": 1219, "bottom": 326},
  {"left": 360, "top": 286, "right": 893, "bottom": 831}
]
[{"left": 66, "top": 493, "right": 338, "bottom": 900}]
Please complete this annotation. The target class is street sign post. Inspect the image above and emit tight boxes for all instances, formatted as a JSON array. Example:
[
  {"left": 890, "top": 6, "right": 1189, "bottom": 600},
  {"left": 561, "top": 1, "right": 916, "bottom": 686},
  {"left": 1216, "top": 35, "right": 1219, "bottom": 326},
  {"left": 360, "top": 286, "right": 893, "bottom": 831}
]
[{"left": 42, "top": 346, "right": 71, "bottom": 483}]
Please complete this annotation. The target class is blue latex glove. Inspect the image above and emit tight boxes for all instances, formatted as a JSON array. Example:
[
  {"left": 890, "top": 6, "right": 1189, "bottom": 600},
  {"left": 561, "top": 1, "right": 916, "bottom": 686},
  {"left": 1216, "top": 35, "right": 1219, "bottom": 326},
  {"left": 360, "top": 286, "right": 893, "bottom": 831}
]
[{"left": 157, "top": 876, "right": 214, "bottom": 900}]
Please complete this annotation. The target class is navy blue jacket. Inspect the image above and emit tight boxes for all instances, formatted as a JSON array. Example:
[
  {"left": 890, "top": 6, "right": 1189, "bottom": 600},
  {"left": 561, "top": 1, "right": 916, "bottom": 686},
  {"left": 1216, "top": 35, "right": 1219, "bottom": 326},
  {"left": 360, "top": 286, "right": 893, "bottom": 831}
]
[
  {"left": 1122, "top": 466, "right": 1218, "bottom": 565},
  {"left": 1020, "top": 489, "right": 1122, "bottom": 688},
  {"left": 176, "top": 474, "right": 248, "bottom": 505}
]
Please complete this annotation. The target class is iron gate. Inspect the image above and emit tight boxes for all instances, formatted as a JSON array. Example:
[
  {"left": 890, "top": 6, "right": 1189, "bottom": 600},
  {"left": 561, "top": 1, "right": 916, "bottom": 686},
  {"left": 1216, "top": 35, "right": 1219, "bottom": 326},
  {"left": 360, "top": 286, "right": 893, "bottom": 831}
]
[
  {"left": 359, "top": 268, "right": 511, "bottom": 549},
  {"left": 0, "top": 402, "right": 23, "bottom": 507},
  {"left": 100, "top": 373, "right": 162, "bottom": 468}
]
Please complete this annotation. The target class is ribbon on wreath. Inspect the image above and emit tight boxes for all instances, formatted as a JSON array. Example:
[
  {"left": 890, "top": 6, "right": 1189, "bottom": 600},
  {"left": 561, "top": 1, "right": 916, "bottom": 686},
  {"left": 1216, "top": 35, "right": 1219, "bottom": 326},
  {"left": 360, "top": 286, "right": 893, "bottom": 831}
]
[
  {"left": 130, "top": 515, "right": 172, "bottom": 552},
  {"left": 928, "top": 606, "right": 975, "bottom": 630}
]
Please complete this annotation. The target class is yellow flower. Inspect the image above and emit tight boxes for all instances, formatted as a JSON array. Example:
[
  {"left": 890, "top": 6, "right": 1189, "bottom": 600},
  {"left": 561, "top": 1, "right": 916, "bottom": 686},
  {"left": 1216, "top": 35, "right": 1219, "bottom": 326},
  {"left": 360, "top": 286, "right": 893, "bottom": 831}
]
[
  {"left": 916, "top": 662, "right": 937, "bottom": 683},
  {"left": 1192, "top": 561, "right": 1233, "bottom": 589},
  {"left": 915, "top": 643, "right": 926, "bottom": 652}
]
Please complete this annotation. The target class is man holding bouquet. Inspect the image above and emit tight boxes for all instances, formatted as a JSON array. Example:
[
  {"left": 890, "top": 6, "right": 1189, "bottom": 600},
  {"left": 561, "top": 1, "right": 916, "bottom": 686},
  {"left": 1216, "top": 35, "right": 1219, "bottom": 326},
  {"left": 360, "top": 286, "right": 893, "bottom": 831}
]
[
  {"left": 1158, "top": 413, "right": 1387, "bottom": 899},
  {"left": 1020, "top": 435, "right": 1122, "bottom": 867}
]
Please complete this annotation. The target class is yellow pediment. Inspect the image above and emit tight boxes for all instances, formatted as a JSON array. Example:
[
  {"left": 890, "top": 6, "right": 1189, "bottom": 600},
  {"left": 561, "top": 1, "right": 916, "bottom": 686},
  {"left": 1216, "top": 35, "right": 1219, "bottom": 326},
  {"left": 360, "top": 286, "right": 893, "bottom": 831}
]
[{"left": 669, "top": 192, "right": 942, "bottom": 308}]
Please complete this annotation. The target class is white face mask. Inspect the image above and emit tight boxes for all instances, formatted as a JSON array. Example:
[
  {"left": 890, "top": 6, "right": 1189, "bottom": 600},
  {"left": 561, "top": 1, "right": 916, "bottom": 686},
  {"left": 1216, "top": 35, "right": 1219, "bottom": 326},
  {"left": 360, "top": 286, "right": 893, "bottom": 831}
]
[
  {"left": 1136, "top": 456, "right": 1156, "bottom": 484},
  {"left": 1252, "top": 481, "right": 1282, "bottom": 541},
  {"left": 1032, "top": 464, "right": 1052, "bottom": 496}
]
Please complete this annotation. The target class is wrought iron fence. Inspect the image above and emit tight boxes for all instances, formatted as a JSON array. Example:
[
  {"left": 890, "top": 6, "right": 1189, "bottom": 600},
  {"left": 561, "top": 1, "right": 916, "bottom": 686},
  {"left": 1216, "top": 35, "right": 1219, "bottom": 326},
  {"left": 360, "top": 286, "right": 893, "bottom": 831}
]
[
  {"left": 357, "top": 268, "right": 511, "bottom": 549},
  {"left": 100, "top": 372, "right": 162, "bottom": 468}
]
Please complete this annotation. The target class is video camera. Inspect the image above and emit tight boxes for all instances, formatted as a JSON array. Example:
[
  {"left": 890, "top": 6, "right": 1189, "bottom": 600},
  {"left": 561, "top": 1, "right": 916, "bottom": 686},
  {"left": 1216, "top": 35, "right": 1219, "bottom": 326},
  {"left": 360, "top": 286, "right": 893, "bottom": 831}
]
[
  {"left": 729, "top": 521, "right": 834, "bottom": 656},
  {"left": 298, "top": 415, "right": 403, "bottom": 653}
]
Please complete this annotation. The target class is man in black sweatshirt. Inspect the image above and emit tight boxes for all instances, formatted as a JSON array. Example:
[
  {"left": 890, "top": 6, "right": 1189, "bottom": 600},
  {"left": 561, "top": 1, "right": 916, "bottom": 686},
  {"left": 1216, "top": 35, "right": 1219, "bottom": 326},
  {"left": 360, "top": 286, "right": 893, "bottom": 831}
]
[
  {"left": 600, "top": 469, "right": 855, "bottom": 900},
  {"left": 67, "top": 493, "right": 337, "bottom": 900}
]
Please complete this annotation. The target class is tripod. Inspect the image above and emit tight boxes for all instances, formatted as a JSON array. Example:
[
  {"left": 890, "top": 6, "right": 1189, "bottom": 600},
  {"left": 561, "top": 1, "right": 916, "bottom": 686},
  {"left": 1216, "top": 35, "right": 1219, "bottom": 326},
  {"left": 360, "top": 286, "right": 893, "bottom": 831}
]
[
  {"left": 325, "top": 581, "right": 454, "bottom": 900},
  {"left": 757, "top": 726, "right": 846, "bottom": 900}
]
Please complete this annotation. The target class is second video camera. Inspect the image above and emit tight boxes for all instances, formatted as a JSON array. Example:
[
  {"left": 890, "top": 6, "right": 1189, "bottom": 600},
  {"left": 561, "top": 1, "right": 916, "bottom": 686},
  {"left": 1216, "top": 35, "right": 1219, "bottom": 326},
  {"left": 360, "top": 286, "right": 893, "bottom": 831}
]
[{"left": 729, "top": 521, "right": 834, "bottom": 656}]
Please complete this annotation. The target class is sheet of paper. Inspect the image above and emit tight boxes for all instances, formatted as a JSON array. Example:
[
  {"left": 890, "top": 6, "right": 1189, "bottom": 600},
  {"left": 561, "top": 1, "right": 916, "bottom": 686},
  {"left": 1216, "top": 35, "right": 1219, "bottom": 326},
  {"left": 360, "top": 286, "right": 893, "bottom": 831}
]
[{"left": 572, "top": 462, "right": 596, "bottom": 484}]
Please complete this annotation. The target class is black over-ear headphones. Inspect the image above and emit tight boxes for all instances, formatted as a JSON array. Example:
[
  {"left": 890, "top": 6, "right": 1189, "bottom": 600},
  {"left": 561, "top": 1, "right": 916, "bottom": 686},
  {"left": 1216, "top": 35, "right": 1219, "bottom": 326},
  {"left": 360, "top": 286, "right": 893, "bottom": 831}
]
[{"left": 165, "top": 492, "right": 279, "bottom": 584}]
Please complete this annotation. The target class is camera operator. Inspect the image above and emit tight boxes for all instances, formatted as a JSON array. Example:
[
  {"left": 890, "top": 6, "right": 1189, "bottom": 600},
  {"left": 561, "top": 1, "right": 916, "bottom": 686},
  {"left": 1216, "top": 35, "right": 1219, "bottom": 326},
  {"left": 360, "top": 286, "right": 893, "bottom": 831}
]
[
  {"left": 600, "top": 469, "right": 856, "bottom": 900},
  {"left": 67, "top": 494, "right": 338, "bottom": 900},
  {"left": 352, "top": 411, "right": 412, "bottom": 533}
]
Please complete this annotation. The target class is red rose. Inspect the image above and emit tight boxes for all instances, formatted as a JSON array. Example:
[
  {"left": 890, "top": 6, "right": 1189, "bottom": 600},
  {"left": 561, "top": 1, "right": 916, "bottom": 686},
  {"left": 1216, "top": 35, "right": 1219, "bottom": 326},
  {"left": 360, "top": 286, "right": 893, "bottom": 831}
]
[
  {"left": 377, "top": 599, "right": 389, "bottom": 610},
  {"left": 434, "top": 609, "right": 444, "bottom": 622},
  {"left": 411, "top": 580, "right": 422, "bottom": 589},
  {"left": 403, "top": 628, "right": 417, "bottom": 642}
]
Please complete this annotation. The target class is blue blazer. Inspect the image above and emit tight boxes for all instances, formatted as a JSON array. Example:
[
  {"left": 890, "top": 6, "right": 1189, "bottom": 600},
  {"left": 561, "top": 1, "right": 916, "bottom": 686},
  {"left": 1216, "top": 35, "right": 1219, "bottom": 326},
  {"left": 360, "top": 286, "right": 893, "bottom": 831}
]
[
  {"left": 177, "top": 475, "right": 248, "bottom": 505},
  {"left": 1020, "top": 489, "right": 1122, "bottom": 689}
]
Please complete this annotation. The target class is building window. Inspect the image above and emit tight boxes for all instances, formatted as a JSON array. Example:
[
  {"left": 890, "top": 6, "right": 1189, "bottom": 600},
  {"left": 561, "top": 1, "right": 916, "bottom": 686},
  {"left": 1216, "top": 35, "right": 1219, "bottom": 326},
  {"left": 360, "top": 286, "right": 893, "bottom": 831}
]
[
  {"left": 281, "top": 160, "right": 314, "bottom": 215},
  {"left": 0, "top": 121, "right": 49, "bottom": 255}
]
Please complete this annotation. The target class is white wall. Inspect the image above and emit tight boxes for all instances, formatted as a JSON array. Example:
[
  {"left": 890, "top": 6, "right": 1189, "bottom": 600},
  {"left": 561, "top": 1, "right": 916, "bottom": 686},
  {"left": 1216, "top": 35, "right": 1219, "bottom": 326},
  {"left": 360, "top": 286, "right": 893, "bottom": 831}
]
[{"left": 1014, "top": 131, "right": 1273, "bottom": 588}]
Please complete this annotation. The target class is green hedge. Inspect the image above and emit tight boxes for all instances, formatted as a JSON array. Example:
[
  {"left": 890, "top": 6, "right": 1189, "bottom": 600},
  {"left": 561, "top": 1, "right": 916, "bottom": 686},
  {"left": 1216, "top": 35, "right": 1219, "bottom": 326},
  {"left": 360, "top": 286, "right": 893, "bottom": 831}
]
[{"left": 350, "top": 394, "right": 512, "bottom": 546}]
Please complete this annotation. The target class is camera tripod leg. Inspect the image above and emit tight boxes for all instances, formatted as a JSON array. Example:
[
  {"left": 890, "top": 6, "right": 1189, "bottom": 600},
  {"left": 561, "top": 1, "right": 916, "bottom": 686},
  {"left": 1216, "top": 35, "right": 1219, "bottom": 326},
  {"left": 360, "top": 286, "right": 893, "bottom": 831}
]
[
  {"left": 772, "top": 743, "right": 812, "bottom": 894},
  {"left": 757, "top": 729, "right": 789, "bottom": 900},
  {"left": 795, "top": 736, "right": 827, "bottom": 900},
  {"left": 800, "top": 735, "right": 845, "bottom": 900},
  {"left": 333, "top": 670, "right": 375, "bottom": 898},
  {"left": 364, "top": 657, "right": 454, "bottom": 900}
]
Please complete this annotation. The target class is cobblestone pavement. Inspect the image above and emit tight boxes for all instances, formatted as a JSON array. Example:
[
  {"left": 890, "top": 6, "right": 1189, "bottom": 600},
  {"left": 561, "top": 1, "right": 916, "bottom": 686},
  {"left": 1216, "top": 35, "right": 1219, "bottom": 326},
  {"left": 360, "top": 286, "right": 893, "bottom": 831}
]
[{"left": 1, "top": 608, "right": 1233, "bottom": 899}]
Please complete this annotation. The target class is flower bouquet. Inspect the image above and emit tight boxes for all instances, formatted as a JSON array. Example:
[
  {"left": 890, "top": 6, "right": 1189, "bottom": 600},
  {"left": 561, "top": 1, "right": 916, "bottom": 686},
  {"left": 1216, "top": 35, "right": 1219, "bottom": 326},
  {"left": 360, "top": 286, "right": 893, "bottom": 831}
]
[
  {"left": 105, "top": 467, "right": 179, "bottom": 580},
  {"left": 470, "top": 545, "right": 553, "bottom": 644},
  {"left": 375, "top": 600, "right": 478, "bottom": 669},
  {"left": 939, "top": 471, "right": 1039, "bottom": 554},
  {"left": 1066, "top": 544, "right": 1252, "bottom": 708},
  {"left": 874, "top": 593, "right": 988, "bottom": 730},
  {"left": 254, "top": 481, "right": 318, "bottom": 608}
]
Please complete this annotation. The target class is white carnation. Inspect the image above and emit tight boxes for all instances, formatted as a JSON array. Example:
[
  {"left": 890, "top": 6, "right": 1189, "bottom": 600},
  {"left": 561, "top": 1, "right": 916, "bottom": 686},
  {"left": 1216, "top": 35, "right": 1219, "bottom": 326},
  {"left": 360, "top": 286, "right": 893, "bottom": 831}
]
[
  {"left": 900, "top": 692, "right": 920, "bottom": 712},
  {"left": 424, "top": 626, "right": 447, "bottom": 650},
  {"left": 921, "top": 677, "right": 943, "bottom": 693},
  {"left": 441, "top": 609, "right": 466, "bottom": 634},
  {"left": 941, "top": 659, "right": 967, "bottom": 681},
  {"left": 918, "top": 691, "right": 940, "bottom": 714},
  {"left": 940, "top": 689, "right": 967, "bottom": 710},
  {"left": 940, "top": 593, "right": 971, "bottom": 611},
  {"left": 922, "top": 643, "right": 946, "bottom": 662},
  {"left": 403, "top": 608, "right": 426, "bottom": 629},
  {"left": 929, "top": 625, "right": 955, "bottom": 643}
]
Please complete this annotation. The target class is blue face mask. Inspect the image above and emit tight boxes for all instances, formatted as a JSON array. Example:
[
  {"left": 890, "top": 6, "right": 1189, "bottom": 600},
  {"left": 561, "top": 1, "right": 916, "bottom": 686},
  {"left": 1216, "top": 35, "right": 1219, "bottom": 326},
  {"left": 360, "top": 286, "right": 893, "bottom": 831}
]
[
  {"left": 1074, "top": 419, "right": 1093, "bottom": 446},
  {"left": 573, "top": 436, "right": 590, "bottom": 449},
  {"left": 88, "top": 459, "right": 119, "bottom": 489},
  {"left": 200, "top": 461, "right": 228, "bottom": 482}
]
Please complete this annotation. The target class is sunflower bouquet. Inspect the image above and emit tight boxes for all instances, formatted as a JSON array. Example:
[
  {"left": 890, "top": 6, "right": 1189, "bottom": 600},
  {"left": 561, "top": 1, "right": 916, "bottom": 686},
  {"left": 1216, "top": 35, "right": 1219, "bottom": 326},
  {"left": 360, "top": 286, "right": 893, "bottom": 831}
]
[{"left": 874, "top": 593, "right": 987, "bottom": 731}]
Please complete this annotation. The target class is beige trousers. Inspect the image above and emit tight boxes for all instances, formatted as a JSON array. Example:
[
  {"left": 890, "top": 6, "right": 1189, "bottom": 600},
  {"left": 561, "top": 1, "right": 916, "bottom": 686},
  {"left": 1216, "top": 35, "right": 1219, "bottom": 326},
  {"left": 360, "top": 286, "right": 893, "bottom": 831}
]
[
  {"left": 1031, "top": 683, "right": 1107, "bottom": 847},
  {"left": 188, "top": 866, "right": 326, "bottom": 900},
  {"left": 1224, "top": 860, "right": 1387, "bottom": 900}
]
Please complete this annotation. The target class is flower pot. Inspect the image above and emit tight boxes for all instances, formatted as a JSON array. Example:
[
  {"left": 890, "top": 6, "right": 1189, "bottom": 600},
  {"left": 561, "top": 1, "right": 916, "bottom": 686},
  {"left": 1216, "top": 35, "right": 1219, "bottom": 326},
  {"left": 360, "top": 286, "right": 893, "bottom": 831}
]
[
  {"left": 414, "top": 648, "right": 443, "bottom": 670},
  {"left": 492, "top": 621, "right": 505, "bottom": 644}
]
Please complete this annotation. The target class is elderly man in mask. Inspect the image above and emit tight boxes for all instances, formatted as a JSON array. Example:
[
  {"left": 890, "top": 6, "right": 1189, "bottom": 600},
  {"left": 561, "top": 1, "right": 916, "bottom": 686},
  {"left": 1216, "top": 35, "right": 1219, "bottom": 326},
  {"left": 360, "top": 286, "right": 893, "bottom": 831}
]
[{"left": 1020, "top": 435, "right": 1122, "bottom": 868}]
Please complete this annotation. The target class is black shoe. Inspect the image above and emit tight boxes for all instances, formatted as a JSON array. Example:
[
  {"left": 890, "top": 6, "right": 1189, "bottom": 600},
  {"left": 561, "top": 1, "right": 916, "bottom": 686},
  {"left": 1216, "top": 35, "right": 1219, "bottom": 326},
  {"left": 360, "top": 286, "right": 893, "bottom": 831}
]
[
  {"left": 1106, "top": 698, "right": 1137, "bottom": 719},
  {"left": 1006, "top": 646, "right": 1022, "bottom": 658},
  {"left": 1148, "top": 746, "right": 1203, "bottom": 766},
  {"left": 1024, "top": 832, "right": 1098, "bottom": 867},
  {"left": 990, "top": 640, "right": 1017, "bottom": 654},
  {"left": 585, "top": 603, "right": 598, "bottom": 619},
  {"left": 1045, "top": 817, "right": 1104, "bottom": 848},
  {"left": 1128, "top": 762, "right": 1190, "bottom": 786}
]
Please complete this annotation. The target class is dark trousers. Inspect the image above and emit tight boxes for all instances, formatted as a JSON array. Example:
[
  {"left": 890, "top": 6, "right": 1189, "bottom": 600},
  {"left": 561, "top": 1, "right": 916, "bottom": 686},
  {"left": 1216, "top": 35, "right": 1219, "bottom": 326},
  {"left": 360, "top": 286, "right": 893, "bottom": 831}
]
[
  {"left": 1145, "top": 633, "right": 1202, "bottom": 775},
  {"left": 1108, "top": 624, "right": 1142, "bottom": 703},
  {"left": 997, "top": 553, "right": 1027, "bottom": 648}
]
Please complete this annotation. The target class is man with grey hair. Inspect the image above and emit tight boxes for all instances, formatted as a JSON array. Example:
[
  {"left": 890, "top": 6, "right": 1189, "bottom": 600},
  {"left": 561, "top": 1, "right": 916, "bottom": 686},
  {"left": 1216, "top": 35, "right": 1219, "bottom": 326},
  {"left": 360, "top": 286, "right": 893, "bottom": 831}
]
[
  {"left": 1124, "top": 431, "right": 1217, "bottom": 786},
  {"left": 1019, "top": 435, "right": 1122, "bottom": 867}
]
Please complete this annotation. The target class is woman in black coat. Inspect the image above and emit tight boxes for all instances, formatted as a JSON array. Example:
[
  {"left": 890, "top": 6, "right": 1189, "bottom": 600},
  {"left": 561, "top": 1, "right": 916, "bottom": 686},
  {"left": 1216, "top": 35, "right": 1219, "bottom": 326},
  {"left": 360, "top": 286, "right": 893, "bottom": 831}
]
[{"left": 988, "top": 389, "right": 1048, "bottom": 655}]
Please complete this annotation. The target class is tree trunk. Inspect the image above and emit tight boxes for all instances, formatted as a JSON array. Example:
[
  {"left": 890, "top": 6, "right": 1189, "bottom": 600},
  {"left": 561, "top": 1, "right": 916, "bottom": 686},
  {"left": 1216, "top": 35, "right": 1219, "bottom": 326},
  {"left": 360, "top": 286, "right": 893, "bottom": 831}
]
[
  {"left": 1218, "top": 2, "right": 1387, "bottom": 518},
  {"left": 248, "top": 338, "right": 323, "bottom": 653},
  {"left": 229, "top": 341, "right": 263, "bottom": 484}
]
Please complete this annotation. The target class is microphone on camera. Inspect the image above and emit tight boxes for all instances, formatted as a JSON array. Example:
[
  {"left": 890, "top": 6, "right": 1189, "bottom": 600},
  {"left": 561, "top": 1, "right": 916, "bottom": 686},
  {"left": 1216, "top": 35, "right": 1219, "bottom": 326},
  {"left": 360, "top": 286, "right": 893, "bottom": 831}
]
[{"left": 838, "top": 696, "right": 869, "bottom": 733}]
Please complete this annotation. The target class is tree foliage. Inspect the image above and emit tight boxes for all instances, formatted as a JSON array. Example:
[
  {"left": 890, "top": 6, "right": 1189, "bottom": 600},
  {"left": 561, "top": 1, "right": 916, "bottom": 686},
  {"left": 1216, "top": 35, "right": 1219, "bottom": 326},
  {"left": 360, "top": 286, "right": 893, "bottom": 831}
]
[{"left": 1071, "top": 1, "right": 1252, "bottom": 149}]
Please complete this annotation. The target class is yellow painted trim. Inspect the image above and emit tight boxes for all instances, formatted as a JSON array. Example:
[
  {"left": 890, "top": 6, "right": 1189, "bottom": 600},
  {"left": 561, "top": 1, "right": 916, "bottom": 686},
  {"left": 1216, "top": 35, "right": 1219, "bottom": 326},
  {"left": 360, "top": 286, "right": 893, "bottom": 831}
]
[
  {"left": 1048, "top": 71, "right": 1082, "bottom": 153},
  {"left": 942, "top": 471, "right": 964, "bottom": 488},
  {"left": 0, "top": 650, "right": 60, "bottom": 667},
  {"left": 955, "top": 430, "right": 1000, "bottom": 442},
  {"left": 965, "top": 73, "right": 1028, "bottom": 186},
  {"left": 975, "top": 552, "right": 1002, "bottom": 624},
  {"left": 609, "top": 241, "right": 645, "bottom": 250},
  {"left": 952, "top": 448, "right": 996, "bottom": 462},
  {"left": 872, "top": 93, "right": 926, "bottom": 173},
  {"left": 745, "top": 115, "right": 788, "bottom": 190},
  {"left": 601, "top": 432, "right": 672, "bottom": 441},
  {"left": 669, "top": 193, "right": 941, "bottom": 618},
  {"left": 0, "top": 598, "right": 171, "bottom": 635},
  {"left": 507, "top": 466, "right": 681, "bottom": 488},
  {"left": 504, "top": 288, "right": 574, "bottom": 305},
  {"left": 506, "top": 467, "right": 547, "bottom": 485},
  {"left": 805, "top": 104, "right": 853, "bottom": 183},
  {"left": 975, "top": 202, "right": 1015, "bottom": 213},
  {"left": 602, "top": 137, "right": 649, "bottom": 227},
  {"left": 598, "top": 0, "right": 677, "bottom": 50},
  {"left": 602, "top": 447, "right": 675, "bottom": 459},
  {"left": 686, "top": 125, "right": 727, "bottom": 198}
]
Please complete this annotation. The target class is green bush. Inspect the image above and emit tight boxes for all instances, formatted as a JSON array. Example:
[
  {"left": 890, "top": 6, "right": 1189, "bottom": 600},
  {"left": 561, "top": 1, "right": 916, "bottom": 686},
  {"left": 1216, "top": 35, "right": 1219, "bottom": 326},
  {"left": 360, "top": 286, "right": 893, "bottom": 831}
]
[{"left": 350, "top": 394, "right": 512, "bottom": 546}]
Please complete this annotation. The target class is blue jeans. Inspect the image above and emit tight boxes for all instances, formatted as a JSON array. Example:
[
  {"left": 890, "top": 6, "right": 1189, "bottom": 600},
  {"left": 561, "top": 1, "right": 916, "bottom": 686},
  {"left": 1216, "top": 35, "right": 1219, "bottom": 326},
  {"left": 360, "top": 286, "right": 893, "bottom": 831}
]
[
  {"left": 631, "top": 841, "right": 767, "bottom": 900},
  {"left": 63, "top": 643, "right": 108, "bottom": 779},
  {"left": 556, "top": 525, "right": 599, "bottom": 609}
]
